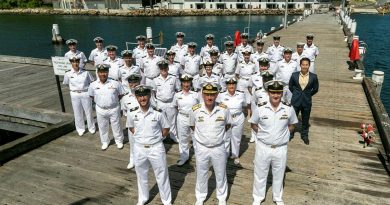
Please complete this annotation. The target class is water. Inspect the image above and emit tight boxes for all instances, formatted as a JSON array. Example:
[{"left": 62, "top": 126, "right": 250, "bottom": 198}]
[
  {"left": 0, "top": 14, "right": 297, "bottom": 58},
  {"left": 352, "top": 14, "right": 390, "bottom": 113}
]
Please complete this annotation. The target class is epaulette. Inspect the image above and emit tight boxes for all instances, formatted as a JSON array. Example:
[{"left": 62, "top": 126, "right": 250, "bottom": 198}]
[
  {"left": 257, "top": 101, "right": 267, "bottom": 107},
  {"left": 130, "top": 106, "right": 139, "bottom": 112},
  {"left": 192, "top": 103, "right": 202, "bottom": 111},
  {"left": 184, "top": 54, "right": 188, "bottom": 56},
  {"left": 212, "top": 72, "right": 218, "bottom": 76},
  {"left": 236, "top": 90, "right": 244, "bottom": 93},
  {"left": 174, "top": 61, "right": 180, "bottom": 64},
  {"left": 282, "top": 101, "right": 291, "bottom": 107},
  {"left": 217, "top": 102, "right": 227, "bottom": 109},
  {"left": 255, "top": 87, "right": 262, "bottom": 91},
  {"left": 152, "top": 106, "right": 163, "bottom": 112},
  {"left": 142, "top": 56, "right": 146, "bottom": 58}
]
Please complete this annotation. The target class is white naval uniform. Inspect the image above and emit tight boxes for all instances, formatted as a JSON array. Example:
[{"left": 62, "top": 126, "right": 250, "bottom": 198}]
[
  {"left": 168, "top": 61, "right": 182, "bottom": 77},
  {"left": 189, "top": 103, "right": 232, "bottom": 202},
  {"left": 235, "top": 43, "right": 255, "bottom": 62},
  {"left": 266, "top": 44, "right": 285, "bottom": 73},
  {"left": 181, "top": 53, "right": 202, "bottom": 76},
  {"left": 199, "top": 45, "right": 219, "bottom": 61},
  {"left": 195, "top": 73, "right": 226, "bottom": 93},
  {"left": 304, "top": 44, "right": 319, "bottom": 73},
  {"left": 119, "top": 64, "right": 143, "bottom": 92},
  {"left": 219, "top": 51, "right": 238, "bottom": 77},
  {"left": 170, "top": 43, "right": 188, "bottom": 63},
  {"left": 249, "top": 101, "right": 298, "bottom": 204},
  {"left": 88, "top": 48, "right": 107, "bottom": 65},
  {"left": 216, "top": 91, "right": 248, "bottom": 158},
  {"left": 133, "top": 46, "right": 147, "bottom": 66},
  {"left": 64, "top": 50, "right": 88, "bottom": 68},
  {"left": 172, "top": 90, "right": 199, "bottom": 162},
  {"left": 274, "top": 59, "right": 299, "bottom": 104},
  {"left": 235, "top": 61, "right": 257, "bottom": 93},
  {"left": 292, "top": 51, "right": 308, "bottom": 71},
  {"left": 251, "top": 51, "right": 268, "bottom": 69},
  {"left": 63, "top": 69, "right": 95, "bottom": 135},
  {"left": 151, "top": 74, "right": 181, "bottom": 142},
  {"left": 103, "top": 57, "right": 124, "bottom": 81},
  {"left": 140, "top": 55, "right": 162, "bottom": 87},
  {"left": 121, "top": 91, "right": 139, "bottom": 167},
  {"left": 127, "top": 106, "right": 172, "bottom": 205},
  {"left": 88, "top": 79, "right": 125, "bottom": 145}
]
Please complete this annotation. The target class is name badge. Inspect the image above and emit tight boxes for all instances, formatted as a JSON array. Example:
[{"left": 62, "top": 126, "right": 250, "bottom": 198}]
[
  {"left": 197, "top": 116, "right": 204, "bottom": 122},
  {"left": 216, "top": 116, "right": 225, "bottom": 121}
]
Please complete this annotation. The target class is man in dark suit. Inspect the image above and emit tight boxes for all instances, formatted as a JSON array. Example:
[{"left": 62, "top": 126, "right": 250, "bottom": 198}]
[{"left": 289, "top": 57, "right": 319, "bottom": 145}]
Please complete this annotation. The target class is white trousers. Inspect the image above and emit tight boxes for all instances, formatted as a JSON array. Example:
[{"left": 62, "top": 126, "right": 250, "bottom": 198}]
[
  {"left": 96, "top": 105, "right": 124, "bottom": 144},
  {"left": 177, "top": 113, "right": 193, "bottom": 161},
  {"left": 283, "top": 86, "right": 292, "bottom": 104},
  {"left": 70, "top": 91, "right": 95, "bottom": 134},
  {"left": 227, "top": 113, "right": 245, "bottom": 158},
  {"left": 309, "top": 61, "right": 315, "bottom": 73},
  {"left": 253, "top": 141, "right": 287, "bottom": 203},
  {"left": 195, "top": 141, "right": 228, "bottom": 202},
  {"left": 128, "top": 129, "right": 135, "bottom": 162},
  {"left": 157, "top": 100, "right": 177, "bottom": 142},
  {"left": 134, "top": 142, "right": 172, "bottom": 205},
  {"left": 269, "top": 62, "right": 277, "bottom": 74}
]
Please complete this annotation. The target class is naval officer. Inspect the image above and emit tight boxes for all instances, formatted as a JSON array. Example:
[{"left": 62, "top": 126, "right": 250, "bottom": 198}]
[
  {"left": 219, "top": 41, "right": 238, "bottom": 78},
  {"left": 190, "top": 82, "right": 232, "bottom": 205},
  {"left": 127, "top": 85, "right": 172, "bottom": 205},
  {"left": 140, "top": 43, "right": 162, "bottom": 87},
  {"left": 200, "top": 34, "right": 220, "bottom": 61},
  {"left": 170, "top": 32, "right": 188, "bottom": 63},
  {"left": 181, "top": 42, "right": 202, "bottom": 77},
  {"left": 274, "top": 48, "right": 299, "bottom": 104},
  {"left": 303, "top": 33, "right": 319, "bottom": 73},
  {"left": 119, "top": 50, "right": 143, "bottom": 92},
  {"left": 63, "top": 56, "right": 96, "bottom": 136},
  {"left": 102, "top": 45, "right": 123, "bottom": 82},
  {"left": 266, "top": 35, "right": 285, "bottom": 73},
  {"left": 64, "top": 39, "right": 88, "bottom": 69},
  {"left": 133, "top": 35, "right": 147, "bottom": 66},
  {"left": 250, "top": 80, "right": 298, "bottom": 205},
  {"left": 88, "top": 64, "right": 126, "bottom": 150},
  {"left": 88, "top": 37, "right": 107, "bottom": 66},
  {"left": 172, "top": 74, "right": 199, "bottom": 166},
  {"left": 235, "top": 33, "right": 254, "bottom": 62},
  {"left": 251, "top": 40, "right": 269, "bottom": 69},
  {"left": 166, "top": 49, "right": 183, "bottom": 77}
]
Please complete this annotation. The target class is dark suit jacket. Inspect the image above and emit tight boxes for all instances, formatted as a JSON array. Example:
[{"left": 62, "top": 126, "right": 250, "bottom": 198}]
[{"left": 289, "top": 72, "right": 319, "bottom": 108}]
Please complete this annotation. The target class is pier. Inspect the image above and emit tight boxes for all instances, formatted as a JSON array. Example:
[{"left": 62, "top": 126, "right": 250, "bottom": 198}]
[{"left": 0, "top": 13, "right": 390, "bottom": 205}]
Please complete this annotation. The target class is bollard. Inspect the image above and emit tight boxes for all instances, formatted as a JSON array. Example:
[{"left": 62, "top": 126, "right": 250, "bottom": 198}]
[
  {"left": 146, "top": 27, "right": 152, "bottom": 43},
  {"left": 353, "top": 69, "right": 363, "bottom": 80},
  {"left": 351, "top": 21, "right": 357, "bottom": 34},
  {"left": 372, "top": 71, "right": 385, "bottom": 97},
  {"left": 52, "top": 24, "right": 64, "bottom": 44},
  {"left": 270, "top": 27, "right": 275, "bottom": 31}
]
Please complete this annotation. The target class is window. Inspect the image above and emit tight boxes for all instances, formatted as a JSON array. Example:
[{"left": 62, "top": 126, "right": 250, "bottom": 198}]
[
  {"left": 210, "top": 4, "right": 213, "bottom": 8},
  {"left": 190, "top": 4, "right": 193, "bottom": 8},
  {"left": 230, "top": 4, "right": 233, "bottom": 8}
]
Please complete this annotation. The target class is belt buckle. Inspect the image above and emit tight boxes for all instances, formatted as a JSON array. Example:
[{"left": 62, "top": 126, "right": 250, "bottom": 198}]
[
  {"left": 232, "top": 114, "right": 237, "bottom": 118},
  {"left": 271, "top": 145, "right": 277, "bottom": 148},
  {"left": 144, "top": 145, "right": 150, "bottom": 148}
]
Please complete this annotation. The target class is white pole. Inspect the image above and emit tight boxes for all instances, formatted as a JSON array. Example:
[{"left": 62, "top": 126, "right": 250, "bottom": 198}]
[{"left": 284, "top": 0, "right": 288, "bottom": 29}]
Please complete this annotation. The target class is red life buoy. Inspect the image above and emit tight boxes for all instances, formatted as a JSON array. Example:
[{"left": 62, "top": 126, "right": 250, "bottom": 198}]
[
  {"left": 234, "top": 31, "right": 241, "bottom": 47},
  {"left": 349, "top": 38, "right": 360, "bottom": 61}
]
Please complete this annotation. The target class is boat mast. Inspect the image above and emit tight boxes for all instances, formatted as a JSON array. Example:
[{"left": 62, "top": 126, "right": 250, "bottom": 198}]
[
  {"left": 248, "top": 0, "right": 252, "bottom": 37},
  {"left": 284, "top": 0, "right": 288, "bottom": 29}
]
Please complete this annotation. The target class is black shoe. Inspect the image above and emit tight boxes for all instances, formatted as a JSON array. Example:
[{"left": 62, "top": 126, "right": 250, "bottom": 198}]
[{"left": 302, "top": 137, "right": 310, "bottom": 145}]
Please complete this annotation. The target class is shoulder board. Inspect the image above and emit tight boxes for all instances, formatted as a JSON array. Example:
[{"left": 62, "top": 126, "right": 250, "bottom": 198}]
[
  {"left": 152, "top": 107, "right": 163, "bottom": 112},
  {"left": 184, "top": 54, "right": 188, "bottom": 56},
  {"left": 217, "top": 102, "right": 227, "bottom": 109},
  {"left": 257, "top": 101, "right": 267, "bottom": 107},
  {"left": 282, "top": 101, "right": 291, "bottom": 107},
  {"left": 255, "top": 87, "right": 262, "bottom": 91},
  {"left": 212, "top": 72, "right": 218, "bottom": 76},
  {"left": 142, "top": 56, "right": 146, "bottom": 58},
  {"left": 236, "top": 90, "right": 244, "bottom": 93},
  {"left": 174, "top": 61, "right": 180, "bottom": 63},
  {"left": 192, "top": 103, "right": 202, "bottom": 111},
  {"left": 130, "top": 106, "right": 139, "bottom": 112}
]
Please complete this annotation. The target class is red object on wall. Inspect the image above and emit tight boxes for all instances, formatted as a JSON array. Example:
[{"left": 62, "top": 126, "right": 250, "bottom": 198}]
[
  {"left": 234, "top": 31, "right": 241, "bottom": 47},
  {"left": 349, "top": 38, "right": 360, "bottom": 61}
]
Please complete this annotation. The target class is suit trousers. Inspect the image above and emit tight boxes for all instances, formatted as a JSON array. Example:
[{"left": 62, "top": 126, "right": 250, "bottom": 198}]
[
  {"left": 134, "top": 142, "right": 172, "bottom": 205},
  {"left": 195, "top": 141, "right": 228, "bottom": 202},
  {"left": 70, "top": 91, "right": 95, "bottom": 134},
  {"left": 96, "top": 105, "right": 124, "bottom": 144},
  {"left": 253, "top": 141, "right": 287, "bottom": 204},
  {"left": 294, "top": 105, "right": 312, "bottom": 138}
]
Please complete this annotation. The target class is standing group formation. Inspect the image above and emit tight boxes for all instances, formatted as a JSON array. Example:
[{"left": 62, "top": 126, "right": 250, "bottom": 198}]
[{"left": 62, "top": 31, "right": 319, "bottom": 205}]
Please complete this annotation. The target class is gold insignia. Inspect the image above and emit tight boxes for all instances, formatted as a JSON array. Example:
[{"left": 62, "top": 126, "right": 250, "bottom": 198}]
[
  {"left": 130, "top": 106, "right": 139, "bottom": 112},
  {"left": 216, "top": 116, "right": 225, "bottom": 121},
  {"left": 206, "top": 84, "right": 213, "bottom": 90},
  {"left": 192, "top": 103, "right": 202, "bottom": 111},
  {"left": 218, "top": 103, "right": 227, "bottom": 109},
  {"left": 257, "top": 102, "right": 267, "bottom": 107}
]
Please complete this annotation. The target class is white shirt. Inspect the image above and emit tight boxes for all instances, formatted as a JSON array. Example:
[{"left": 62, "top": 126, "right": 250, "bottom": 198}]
[
  {"left": 170, "top": 43, "right": 188, "bottom": 63},
  {"left": 103, "top": 57, "right": 124, "bottom": 81},
  {"left": 181, "top": 53, "right": 201, "bottom": 76},
  {"left": 151, "top": 74, "right": 180, "bottom": 102},
  {"left": 88, "top": 79, "right": 125, "bottom": 109},
  {"left": 292, "top": 51, "right": 308, "bottom": 64},
  {"left": 168, "top": 61, "right": 182, "bottom": 77},
  {"left": 250, "top": 101, "right": 298, "bottom": 145},
  {"left": 127, "top": 106, "right": 170, "bottom": 145},
  {"left": 64, "top": 50, "right": 87, "bottom": 68},
  {"left": 235, "top": 43, "right": 255, "bottom": 62},
  {"left": 212, "top": 62, "right": 225, "bottom": 76},
  {"left": 63, "top": 69, "right": 94, "bottom": 91},
  {"left": 196, "top": 73, "right": 225, "bottom": 91},
  {"left": 251, "top": 51, "right": 268, "bottom": 68},
  {"left": 88, "top": 48, "right": 107, "bottom": 65},
  {"left": 251, "top": 86, "right": 269, "bottom": 105},
  {"left": 235, "top": 61, "right": 257, "bottom": 79},
  {"left": 200, "top": 45, "right": 219, "bottom": 60},
  {"left": 216, "top": 91, "right": 248, "bottom": 115},
  {"left": 140, "top": 55, "right": 162, "bottom": 79},
  {"left": 121, "top": 91, "right": 139, "bottom": 116},
  {"left": 133, "top": 46, "right": 147, "bottom": 66},
  {"left": 219, "top": 51, "right": 238, "bottom": 75},
  {"left": 120, "top": 65, "right": 141, "bottom": 91},
  {"left": 266, "top": 44, "right": 285, "bottom": 63},
  {"left": 189, "top": 103, "right": 232, "bottom": 147},
  {"left": 173, "top": 90, "right": 199, "bottom": 115},
  {"left": 304, "top": 44, "right": 319, "bottom": 62},
  {"left": 274, "top": 59, "right": 299, "bottom": 84}
]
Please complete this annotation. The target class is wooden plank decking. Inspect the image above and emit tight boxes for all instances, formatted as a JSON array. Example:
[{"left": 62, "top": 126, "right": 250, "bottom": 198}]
[{"left": 0, "top": 13, "right": 389, "bottom": 205}]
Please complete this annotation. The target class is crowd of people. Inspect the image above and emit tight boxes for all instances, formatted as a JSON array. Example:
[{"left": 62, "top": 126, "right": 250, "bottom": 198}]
[{"left": 62, "top": 32, "right": 319, "bottom": 205}]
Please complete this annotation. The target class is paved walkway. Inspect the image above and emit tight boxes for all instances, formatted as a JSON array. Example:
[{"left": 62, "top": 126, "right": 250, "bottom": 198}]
[{"left": 0, "top": 13, "right": 389, "bottom": 205}]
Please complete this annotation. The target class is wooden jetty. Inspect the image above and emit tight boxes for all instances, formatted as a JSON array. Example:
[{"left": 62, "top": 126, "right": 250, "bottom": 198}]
[{"left": 0, "top": 13, "right": 389, "bottom": 205}]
